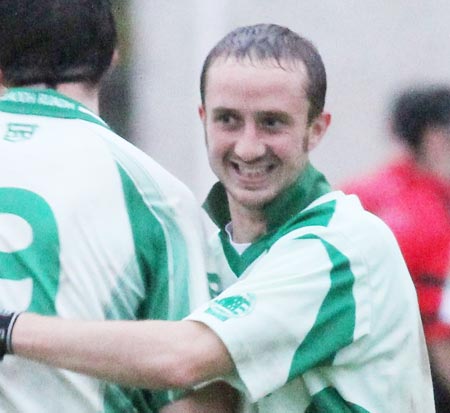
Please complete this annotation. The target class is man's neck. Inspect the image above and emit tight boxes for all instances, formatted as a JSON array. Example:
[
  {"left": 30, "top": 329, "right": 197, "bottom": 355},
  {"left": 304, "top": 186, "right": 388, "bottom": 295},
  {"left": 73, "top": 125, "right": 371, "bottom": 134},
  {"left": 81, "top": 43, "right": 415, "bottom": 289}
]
[
  {"left": 18, "top": 82, "right": 100, "bottom": 115},
  {"left": 228, "top": 201, "right": 267, "bottom": 243},
  {"left": 56, "top": 83, "right": 100, "bottom": 114}
]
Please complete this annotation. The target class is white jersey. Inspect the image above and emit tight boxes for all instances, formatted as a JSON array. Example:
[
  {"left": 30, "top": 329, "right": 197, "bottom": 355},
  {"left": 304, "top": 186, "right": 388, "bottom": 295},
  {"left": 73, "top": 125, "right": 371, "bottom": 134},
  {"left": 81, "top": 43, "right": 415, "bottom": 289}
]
[
  {"left": 190, "top": 164, "right": 435, "bottom": 413},
  {"left": 0, "top": 88, "right": 210, "bottom": 413}
]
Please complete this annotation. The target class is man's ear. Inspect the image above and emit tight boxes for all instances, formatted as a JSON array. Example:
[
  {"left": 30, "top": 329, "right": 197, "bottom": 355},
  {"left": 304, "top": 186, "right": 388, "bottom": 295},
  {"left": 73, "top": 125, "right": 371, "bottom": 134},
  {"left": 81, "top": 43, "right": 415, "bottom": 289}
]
[
  {"left": 0, "top": 70, "right": 6, "bottom": 95},
  {"left": 111, "top": 49, "right": 120, "bottom": 69},
  {"left": 307, "top": 112, "right": 331, "bottom": 151},
  {"left": 198, "top": 105, "right": 206, "bottom": 123},
  {"left": 198, "top": 104, "right": 206, "bottom": 121}
]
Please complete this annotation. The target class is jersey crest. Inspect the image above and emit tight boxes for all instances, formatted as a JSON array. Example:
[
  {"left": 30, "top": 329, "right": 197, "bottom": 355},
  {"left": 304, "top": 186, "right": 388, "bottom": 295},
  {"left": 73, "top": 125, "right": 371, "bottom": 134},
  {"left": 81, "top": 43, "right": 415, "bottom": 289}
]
[{"left": 206, "top": 293, "right": 255, "bottom": 321}]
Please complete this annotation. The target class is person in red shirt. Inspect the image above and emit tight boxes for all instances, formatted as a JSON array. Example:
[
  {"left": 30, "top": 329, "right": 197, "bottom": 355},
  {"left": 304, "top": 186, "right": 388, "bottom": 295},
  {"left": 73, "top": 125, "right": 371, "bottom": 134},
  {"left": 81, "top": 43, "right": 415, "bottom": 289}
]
[{"left": 343, "top": 85, "right": 450, "bottom": 412}]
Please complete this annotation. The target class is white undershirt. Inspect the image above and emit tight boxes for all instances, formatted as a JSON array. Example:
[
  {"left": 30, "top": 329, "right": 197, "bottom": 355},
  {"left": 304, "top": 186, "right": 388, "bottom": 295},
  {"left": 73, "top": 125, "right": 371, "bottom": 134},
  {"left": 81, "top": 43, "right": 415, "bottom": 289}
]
[{"left": 225, "top": 222, "right": 251, "bottom": 255}]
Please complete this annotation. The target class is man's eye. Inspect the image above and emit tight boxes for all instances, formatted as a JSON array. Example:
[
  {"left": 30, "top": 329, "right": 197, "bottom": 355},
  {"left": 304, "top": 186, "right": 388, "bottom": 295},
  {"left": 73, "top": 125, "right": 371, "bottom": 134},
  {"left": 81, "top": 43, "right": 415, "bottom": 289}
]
[
  {"left": 262, "top": 117, "right": 284, "bottom": 130},
  {"left": 214, "top": 113, "right": 240, "bottom": 128},
  {"left": 218, "top": 114, "right": 233, "bottom": 123}
]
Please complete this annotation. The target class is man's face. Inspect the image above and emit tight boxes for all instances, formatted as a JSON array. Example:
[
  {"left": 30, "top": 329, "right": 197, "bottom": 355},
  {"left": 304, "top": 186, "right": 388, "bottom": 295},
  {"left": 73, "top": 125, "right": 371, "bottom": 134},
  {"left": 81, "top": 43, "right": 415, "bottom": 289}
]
[
  {"left": 421, "top": 126, "right": 450, "bottom": 181},
  {"left": 199, "top": 57, "right": 329, "bottom": 213}
]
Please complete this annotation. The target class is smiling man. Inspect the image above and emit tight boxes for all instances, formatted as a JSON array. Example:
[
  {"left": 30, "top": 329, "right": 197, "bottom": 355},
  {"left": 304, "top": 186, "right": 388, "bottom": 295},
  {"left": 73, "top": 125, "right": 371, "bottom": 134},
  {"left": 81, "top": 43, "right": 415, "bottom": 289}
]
[
  {"left": 2, "top": 24, "right": 434, "bottom": 412},
  {"left": 199, "top": 54, "right": 328, "bottom": 244}
]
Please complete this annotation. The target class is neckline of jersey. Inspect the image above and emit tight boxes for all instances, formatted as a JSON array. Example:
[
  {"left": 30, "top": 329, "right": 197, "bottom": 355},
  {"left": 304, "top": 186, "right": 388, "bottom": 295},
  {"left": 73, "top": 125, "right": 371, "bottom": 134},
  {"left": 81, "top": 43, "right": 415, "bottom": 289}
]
[{"left": 0, "top": 88, "right": 109, "bottom": 129}]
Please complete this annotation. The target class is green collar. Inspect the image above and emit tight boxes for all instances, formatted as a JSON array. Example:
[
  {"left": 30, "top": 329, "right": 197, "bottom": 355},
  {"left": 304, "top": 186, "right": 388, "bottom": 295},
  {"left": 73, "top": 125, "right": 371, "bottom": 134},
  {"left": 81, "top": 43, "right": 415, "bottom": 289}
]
[
  {"left": 204, "top": 163, "right": 332, "bottom": 277},
  {"left": 203, "top": 162, "right": 331, "bottom": 234},
  {"left": 0, "top": 88, "right": 109, "bottom": 129}
]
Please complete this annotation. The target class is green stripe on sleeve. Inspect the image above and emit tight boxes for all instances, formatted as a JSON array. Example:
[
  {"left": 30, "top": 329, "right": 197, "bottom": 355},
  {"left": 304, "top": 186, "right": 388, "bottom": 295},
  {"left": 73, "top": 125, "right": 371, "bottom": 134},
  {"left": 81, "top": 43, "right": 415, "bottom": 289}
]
[
  {"left": 288, "top": 235, "right": 356, "bottom": 380},
  {"left": 305, "top": 387, "right": 370, "bottom": 412}
]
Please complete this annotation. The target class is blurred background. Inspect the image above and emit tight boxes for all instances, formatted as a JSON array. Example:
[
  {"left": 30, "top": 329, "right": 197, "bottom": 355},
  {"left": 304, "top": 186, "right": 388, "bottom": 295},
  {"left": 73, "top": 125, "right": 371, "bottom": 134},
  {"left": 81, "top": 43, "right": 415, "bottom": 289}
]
[{"left": 101, "top": 0, "right": 450, "bottom": 201}]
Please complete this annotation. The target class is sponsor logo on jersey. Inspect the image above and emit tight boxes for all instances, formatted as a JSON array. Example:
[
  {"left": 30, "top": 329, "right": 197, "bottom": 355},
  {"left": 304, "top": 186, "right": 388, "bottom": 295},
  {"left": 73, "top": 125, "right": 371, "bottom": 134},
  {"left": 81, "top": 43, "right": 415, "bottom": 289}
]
[
  {"left": 206, "top": 293, "right": 255, "bottom": 321},
  {"left": 4, "top": 123, "right": 38, "bottom": 142}
]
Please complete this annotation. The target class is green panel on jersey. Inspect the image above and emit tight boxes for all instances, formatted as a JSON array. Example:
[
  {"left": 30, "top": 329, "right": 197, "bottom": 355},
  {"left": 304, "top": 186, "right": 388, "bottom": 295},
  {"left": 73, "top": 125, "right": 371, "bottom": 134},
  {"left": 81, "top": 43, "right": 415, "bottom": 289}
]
[
  {"left": 0, "top": 188, "right": 60, "bottom": 314},
  {"left": 117, "top": 164, "right": 188, "bottom": 320},
  {"left": 207, "top": 165, "right": 333, "bottom": 277},
  {"left": 305, "top": 386, "right": 370, "bottom": 412},
  {"left": 262, "top": 163, "right": 331, "bottom": 233},
  {"left": 207, "top": 272, "right": 222, "bottom": 298},
  {"left": 103, "top": 384, "right": 155, "bottom": 413},
  {"left": 115, "top": 162, "right": 190, "bottom": 410},
  {"left": 279, "top": 200, "right": 337, "bottom": 236},
  {"left": 203, "top": 163, "right": 330, "bottom": 232},
  {"left": 218, "top": 229, "right": 271, "bottom": 276},
  {"left": 288, "top": 235, "right": 356, "bottom": 380},
  {"left": 219, "top": 199, "right": 337, "bottom": 277}
]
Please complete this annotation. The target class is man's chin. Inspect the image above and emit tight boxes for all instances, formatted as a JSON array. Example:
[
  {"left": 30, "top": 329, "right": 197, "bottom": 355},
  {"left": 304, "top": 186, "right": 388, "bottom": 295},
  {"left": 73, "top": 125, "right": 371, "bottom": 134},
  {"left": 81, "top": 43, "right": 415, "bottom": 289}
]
[{"left": 229, "top": 188, "right": 278, "bottom": 211}]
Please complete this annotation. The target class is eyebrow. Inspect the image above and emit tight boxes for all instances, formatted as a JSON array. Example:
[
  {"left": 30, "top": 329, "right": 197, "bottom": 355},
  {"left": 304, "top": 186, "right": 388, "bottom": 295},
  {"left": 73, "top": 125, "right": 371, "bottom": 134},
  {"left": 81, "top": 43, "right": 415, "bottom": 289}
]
[
  {"left": 210, "top": 107, "right": 293, "bottom": 125},
  {"left": 211, "top": 107, "right": 240, "bottom": 116},
  {"left": 256, "top": 110, "right": 292, "bottom": 123}
]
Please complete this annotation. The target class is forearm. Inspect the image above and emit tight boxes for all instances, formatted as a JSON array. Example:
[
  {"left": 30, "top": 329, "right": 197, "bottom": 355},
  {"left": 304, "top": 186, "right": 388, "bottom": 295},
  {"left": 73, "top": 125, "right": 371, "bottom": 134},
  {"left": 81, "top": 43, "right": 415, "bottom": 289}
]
[{"left": 10, "top": 313, "right": 233, "bottom": 389}]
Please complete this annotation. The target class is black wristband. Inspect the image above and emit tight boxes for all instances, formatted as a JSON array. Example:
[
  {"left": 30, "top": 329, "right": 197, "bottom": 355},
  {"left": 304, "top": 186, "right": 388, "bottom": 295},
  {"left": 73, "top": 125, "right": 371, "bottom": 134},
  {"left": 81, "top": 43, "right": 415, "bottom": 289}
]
[{"left": 0, "top": 311, "right": 21, "bottom": 360}]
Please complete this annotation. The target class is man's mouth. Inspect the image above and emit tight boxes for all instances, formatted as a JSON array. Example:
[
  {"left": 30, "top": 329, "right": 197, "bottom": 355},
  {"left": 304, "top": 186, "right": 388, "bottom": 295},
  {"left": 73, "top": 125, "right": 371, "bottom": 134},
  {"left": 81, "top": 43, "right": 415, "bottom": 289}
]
[{"left": 231, "top": 161, "right": 276, "bottom": 181}]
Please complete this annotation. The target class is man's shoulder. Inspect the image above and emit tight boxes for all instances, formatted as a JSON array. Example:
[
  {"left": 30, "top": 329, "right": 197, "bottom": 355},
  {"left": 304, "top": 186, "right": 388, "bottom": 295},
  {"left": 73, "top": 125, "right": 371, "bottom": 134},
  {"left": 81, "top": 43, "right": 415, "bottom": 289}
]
[
  {"left": 285, "top": 190, "right": 402, "bottom": 258},
  {"left": 275, "top": 190, "right": 383, "bottom": 249}
]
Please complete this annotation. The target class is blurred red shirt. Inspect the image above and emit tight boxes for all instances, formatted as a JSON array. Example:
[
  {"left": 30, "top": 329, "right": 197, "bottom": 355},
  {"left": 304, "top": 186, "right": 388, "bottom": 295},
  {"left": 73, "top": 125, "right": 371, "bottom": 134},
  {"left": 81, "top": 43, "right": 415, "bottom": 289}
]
[{"left": 343, "top": 157, "right": 450, "bottom": 342}]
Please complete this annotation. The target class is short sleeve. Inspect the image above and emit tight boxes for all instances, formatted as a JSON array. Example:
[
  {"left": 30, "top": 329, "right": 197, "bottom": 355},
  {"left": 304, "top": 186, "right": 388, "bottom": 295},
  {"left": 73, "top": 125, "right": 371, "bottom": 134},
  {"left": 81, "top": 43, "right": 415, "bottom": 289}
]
[{"left": 188, "top": 231, "right": 370, "bottom": 401}]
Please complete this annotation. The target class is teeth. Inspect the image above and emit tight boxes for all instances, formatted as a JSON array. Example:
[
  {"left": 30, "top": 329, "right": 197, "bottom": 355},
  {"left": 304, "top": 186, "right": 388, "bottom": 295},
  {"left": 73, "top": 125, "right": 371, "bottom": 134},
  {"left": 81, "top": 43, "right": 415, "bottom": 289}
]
[{"left": 237, "top": 164, "right": 268, "bottom": 177}]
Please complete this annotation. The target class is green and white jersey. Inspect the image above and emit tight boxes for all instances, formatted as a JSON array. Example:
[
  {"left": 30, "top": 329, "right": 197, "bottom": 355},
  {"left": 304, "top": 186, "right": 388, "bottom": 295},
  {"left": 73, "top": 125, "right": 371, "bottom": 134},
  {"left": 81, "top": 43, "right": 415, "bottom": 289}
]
[
  {"left": 0, "top": 88, "right": 210, "bottom": 413},
  {"left": 189, "top": 164, "right": 434, "bottom": 413}
]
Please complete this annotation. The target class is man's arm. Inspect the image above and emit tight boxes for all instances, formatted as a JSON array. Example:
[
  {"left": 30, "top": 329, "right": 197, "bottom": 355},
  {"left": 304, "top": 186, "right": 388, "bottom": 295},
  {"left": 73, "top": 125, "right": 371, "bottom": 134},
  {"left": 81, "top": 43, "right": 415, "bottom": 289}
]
[{"left": 10, "top": 313, "right": 234, "bottom": 389}]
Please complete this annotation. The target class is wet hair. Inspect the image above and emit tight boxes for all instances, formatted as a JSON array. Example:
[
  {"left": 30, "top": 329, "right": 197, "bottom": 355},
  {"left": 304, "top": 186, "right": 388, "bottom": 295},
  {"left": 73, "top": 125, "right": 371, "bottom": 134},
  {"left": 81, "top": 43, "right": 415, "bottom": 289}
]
[
  {"left": 390, "top": 85, "right": 450, "bottom": 152},
  {"left": 199, "top": 23, "right": 327, "bottom": 122},
  {"left": 0, "top": 0, "right": 117, "bottom": 87}
]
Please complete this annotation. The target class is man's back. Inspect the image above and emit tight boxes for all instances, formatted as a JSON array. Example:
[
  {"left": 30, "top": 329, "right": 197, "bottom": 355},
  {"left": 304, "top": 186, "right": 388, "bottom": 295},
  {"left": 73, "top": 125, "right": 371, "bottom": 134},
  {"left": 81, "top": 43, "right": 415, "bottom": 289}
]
[{"left": 0, "top": 88, "right": 209, "bottom": 412}]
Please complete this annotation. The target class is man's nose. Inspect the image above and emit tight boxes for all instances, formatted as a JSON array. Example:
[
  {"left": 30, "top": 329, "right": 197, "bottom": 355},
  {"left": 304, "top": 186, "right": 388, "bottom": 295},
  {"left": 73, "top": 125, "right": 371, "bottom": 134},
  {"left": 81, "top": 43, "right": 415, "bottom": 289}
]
[{"left": 233, "top": 124, "right": 266, "bottom": 161}]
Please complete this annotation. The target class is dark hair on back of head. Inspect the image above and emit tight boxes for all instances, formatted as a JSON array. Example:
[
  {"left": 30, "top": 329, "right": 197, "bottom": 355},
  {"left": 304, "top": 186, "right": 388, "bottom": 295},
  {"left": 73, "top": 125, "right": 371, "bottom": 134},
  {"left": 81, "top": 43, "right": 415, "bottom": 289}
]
[
  {"left": 391, "top": 85, "right": 450, "bottom": 152},
  {"left": 0, "top": 0, "right": 117, "bottom": 87},
  {"left": 200, "top": 23, "right": 327, "bottom": 123}
]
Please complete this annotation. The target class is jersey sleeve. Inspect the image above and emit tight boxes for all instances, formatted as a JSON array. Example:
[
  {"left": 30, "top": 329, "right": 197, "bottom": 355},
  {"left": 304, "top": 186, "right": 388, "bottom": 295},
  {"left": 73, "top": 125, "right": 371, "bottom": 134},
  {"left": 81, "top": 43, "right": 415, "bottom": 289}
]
[{"left": 188, "top": 230, "right": 371, "bottom": 401}]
